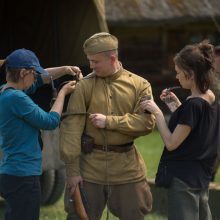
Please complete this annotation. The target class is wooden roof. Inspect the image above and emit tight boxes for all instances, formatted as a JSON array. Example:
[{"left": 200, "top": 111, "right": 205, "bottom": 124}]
[{"left": 105, "top": 0, "right": 220, "bottom": 25}]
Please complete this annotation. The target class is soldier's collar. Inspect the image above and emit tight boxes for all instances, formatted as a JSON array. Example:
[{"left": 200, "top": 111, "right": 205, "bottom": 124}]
[{"left": 106, "top": 62, "right": 123, "bottom": 81}]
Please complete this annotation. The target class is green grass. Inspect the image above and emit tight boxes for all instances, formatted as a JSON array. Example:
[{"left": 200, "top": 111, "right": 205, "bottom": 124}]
[
  {"left": 135, "top": 130, "right": 164, "bottom": 178},
  {"left": 1, "top": 129, "right": 220, "bottom": 220}
]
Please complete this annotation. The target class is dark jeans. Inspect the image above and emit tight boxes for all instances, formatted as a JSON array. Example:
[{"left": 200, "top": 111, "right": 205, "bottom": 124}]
[{"left": 0, "top": 174, "right": 41, "bottom": 220}]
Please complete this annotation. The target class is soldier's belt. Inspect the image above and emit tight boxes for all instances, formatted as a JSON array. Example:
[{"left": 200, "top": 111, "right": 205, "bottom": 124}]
[{"left": 93, "top": 142, "right": 134, "bottom": 153}]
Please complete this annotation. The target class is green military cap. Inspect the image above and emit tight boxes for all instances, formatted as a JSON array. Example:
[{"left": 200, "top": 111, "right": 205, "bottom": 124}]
[{"left": 83, "top": 32, "right": 118, "bottom": 54}]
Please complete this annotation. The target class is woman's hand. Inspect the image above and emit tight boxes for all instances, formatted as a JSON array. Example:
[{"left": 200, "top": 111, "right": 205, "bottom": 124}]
[
  {"left": 140, "top": 99, "right": 162, "bottom": 116},
  {"left": 160, "top": 89, "right": 181, "bottom": 106},
  {"left": 50, "top": 81, "right": 76, "bottom": 114},
  {"left": 59, "top": 80, "right": 76, "bottom": 96},
  {"left": 160, "top": 89, "right": 182, "bottom": 112},
  {"left": 65, "top": 66, "right": 83, "bottom": 80},
  {"left": 43, "top": 66, "right": 83, "bottom": 84}
]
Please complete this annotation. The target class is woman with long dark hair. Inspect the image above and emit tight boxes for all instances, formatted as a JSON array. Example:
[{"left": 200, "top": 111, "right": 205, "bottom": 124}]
[{"left": 141, "top": 40, "right": 220, "bottom": 220}]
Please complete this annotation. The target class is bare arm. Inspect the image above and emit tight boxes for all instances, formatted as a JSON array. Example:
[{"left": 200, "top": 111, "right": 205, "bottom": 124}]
[
  {"left": 141, "top": 99, "right": 191, "bottom": 151},
  {"left": 50, "top": 81, "right": 76, "bottom": 115},
  {"left": 154, "top": 111, "right": 191, "bottom": 150},
  {"left": 42, "top": 66, "right": 83, "bottom": 84}
]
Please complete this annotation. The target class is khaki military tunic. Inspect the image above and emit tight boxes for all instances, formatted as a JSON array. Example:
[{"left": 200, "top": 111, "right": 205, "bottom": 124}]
[{"left": 60, "top": 67, "right": 155, "bottom": 184}]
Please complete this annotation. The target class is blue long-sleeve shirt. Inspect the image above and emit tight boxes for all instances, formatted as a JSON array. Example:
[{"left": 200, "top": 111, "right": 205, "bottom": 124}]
[
  {"left": 0, "top": 75, "right": 44, "bottom": 148},
  {"left": 0, "top": 76, "right": 60, "bottom": 176}
]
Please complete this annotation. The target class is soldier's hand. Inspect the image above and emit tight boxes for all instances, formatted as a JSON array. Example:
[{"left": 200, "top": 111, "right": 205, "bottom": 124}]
[
  {"left": 89, "top": 113, "right": 106, "bottom": 128},
  {"left": 66, "top": 175, "right": 83, "bottom": 197}
]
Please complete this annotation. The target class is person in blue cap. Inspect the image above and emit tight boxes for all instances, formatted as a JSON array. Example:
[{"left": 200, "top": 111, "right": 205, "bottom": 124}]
[
  {"left": 0, "top": 48, "right": 77, "bottom": 220},
  {"left": 0, "top": 48, "right": 83, "bottom": 91}
]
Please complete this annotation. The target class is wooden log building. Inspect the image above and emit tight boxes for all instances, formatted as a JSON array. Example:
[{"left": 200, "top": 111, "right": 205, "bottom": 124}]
[{"left": 105, "top": 0, "right": 220, "bottom": 107}]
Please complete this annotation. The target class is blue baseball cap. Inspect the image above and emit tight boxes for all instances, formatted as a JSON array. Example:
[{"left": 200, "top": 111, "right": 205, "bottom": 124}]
[{"left": 5, "top": 48, "right": 48, "bottom": 75}]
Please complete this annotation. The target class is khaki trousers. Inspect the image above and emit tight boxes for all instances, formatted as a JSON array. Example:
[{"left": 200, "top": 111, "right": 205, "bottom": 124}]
[{"left": 64, "top": 179, "right": 152, "bottom": 220}]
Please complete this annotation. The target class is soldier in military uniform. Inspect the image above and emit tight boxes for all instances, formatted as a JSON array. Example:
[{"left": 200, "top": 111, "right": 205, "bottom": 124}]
[{"left": 60, "top": 32, "right": 155, "bottom": 220}]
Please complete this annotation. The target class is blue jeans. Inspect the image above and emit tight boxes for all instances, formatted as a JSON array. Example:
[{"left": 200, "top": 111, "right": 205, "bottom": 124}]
[
  {"left": 168, "top": 177, "right": 212, "bottom": 220},
  {"left": 0, "top": 174, "right": 41, "bottom": 220}
]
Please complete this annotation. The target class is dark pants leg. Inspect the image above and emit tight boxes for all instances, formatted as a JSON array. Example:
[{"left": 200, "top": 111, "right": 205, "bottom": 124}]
[
  {"left": 168, "top": 177, "right": 212, "bottom": 220},
  {"left": 64, "top": 179, "right": 152, "bottom": 220},
  {"left": 64, "top": 183, "right": 106, "bottom": 220},
  {"left": 108, "top": 179, "right": 152, "bottom": 220},
  {"left": 0, "top": 174, "right": 41, "bottom": 220},
  {"left": 199, "top": 188, "right": 212, "bottom": 220}
]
